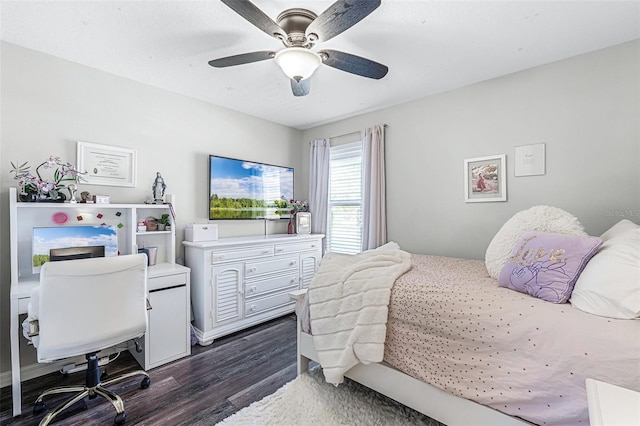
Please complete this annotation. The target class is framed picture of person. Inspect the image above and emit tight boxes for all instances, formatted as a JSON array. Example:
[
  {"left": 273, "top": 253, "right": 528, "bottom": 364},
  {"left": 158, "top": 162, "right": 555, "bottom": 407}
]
[{"left": 464, "top": 154, "right": 506, "bottom": 203}]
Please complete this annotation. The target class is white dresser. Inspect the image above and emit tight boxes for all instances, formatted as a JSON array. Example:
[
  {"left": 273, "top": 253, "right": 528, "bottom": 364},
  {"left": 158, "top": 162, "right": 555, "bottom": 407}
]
[{"left": 184, "top": 234, "right": 323, "bottom": 345}]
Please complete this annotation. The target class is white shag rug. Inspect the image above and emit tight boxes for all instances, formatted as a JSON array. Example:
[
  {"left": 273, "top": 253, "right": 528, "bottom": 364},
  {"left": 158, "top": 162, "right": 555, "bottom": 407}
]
[{"left": 217, "top": 368, "right": 442, "bottom": 426}]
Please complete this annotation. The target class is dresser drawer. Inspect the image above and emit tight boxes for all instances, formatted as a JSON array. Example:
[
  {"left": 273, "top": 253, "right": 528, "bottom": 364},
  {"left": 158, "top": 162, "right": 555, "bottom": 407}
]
[
  {"left": 245, "top": 273, "right": 299, "bottom": 298},
  {"left": 274, "top": 240, "right": 320, "bottom": 255},
  {"left": 148, "top": 272, "right": 187, "bottom": 292},
  {"left": 211, "top": 245, "right": 274, "bottom": 263},
  {"left": 245, "top": 292, "right": 295, "bottom": 317},
  {"left": 245, "top": 256, "right": 298, "bottom": 278}
]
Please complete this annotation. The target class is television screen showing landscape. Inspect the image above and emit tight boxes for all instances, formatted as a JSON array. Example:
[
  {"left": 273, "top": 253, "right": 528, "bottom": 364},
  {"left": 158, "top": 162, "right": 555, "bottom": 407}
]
[
  {"left": 209, "top": 155, "right": 294, "bottom": 220},
  {"left": 32, "top": 225, "right": 118, "bottom": 273}
]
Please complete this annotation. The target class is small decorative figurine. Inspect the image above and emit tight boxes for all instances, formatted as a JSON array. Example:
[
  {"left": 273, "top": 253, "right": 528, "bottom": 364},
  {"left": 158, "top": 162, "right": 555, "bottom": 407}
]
[
  {"left": 152, "top": 172, "right": 166, "bottom": 204},
  {"left": 67, "top": 183, "right": 78, "bottom": 204}
]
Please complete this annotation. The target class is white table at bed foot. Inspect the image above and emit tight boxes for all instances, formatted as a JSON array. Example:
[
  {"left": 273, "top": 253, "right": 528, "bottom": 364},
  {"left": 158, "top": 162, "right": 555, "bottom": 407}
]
[{"left": 586, "top": 379, "right": 640, "bottom": 426}]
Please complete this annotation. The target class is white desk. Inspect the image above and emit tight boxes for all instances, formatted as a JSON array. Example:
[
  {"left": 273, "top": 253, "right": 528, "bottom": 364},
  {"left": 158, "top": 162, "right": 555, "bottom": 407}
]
[
  {"left": 586, "top": 378, "right": 640, "bottom": 426},
  {"left": 9, "top": 279, "right": 39, "bottom": 417},
  {"left": 9, "top": 264, "right": 191, "bottom": 417},
  {"left": 8, "top": 188, "right": 190, "bottom": 417}
]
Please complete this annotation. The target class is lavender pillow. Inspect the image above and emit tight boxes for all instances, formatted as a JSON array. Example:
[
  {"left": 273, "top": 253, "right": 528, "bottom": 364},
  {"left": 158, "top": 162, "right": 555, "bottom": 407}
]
[{"left": 498, "top": 231, "right": 603, "bottom": 303}]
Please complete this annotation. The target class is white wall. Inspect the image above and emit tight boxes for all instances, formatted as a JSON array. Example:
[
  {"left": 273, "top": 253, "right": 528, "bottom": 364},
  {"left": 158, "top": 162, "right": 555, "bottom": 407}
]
[
  {"left": 1, "top": 39, "right": 638, "bottom": 380},
  {"left": 302, "top": 40, "right": 640, "bottom": 259},
  {"left": 0, "top": 42, "right": 303, "bottom": 375}
]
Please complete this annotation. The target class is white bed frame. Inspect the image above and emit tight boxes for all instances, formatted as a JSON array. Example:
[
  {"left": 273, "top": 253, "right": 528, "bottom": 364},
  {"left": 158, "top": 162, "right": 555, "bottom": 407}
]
[{"left": 290, "top": 290, "right": 532, "bottom": 426}]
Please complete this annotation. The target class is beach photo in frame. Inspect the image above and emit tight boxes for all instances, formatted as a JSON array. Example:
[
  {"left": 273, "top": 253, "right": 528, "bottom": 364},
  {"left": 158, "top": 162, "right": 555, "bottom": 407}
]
[
  {"left": 464, "top": 154, "right": 506, "bottom": 203},
  {"left": 77, "top": 141, "right": 137, "bottom": 187}
]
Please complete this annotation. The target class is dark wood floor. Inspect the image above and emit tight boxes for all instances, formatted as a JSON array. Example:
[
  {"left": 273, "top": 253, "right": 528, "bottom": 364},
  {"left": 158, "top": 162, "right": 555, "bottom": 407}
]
[{"left": 0, "top": 314, "right": 298, "bottom": 425}]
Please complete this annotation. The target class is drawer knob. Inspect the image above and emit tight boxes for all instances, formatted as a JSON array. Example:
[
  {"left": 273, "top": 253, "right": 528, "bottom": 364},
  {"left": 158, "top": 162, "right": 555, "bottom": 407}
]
[
  {"left": 277, "top": 248, "right": 284, "bottom": 252},
  {"left": 290, "top": 278, "right": 297, "bottom": 284},
  {"left": 263, "top": 250, "right": 270, "bottom": 254},
  {"left": 290, "top": 261, "right": 297, "bottom": 266},
  {"left": 250, "top": 305, "right": 257, "bottom": 312},
  {"left": 251, "top": 286, "right": 257, "bottom": 292},
  {"left": 249, "top": 267, "right": 257, "bottom": 273}
]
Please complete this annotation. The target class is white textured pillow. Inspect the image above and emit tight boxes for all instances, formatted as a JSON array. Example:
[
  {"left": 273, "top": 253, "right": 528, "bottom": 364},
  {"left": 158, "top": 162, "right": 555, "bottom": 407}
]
[
  {"left": 570, "top": 220, "right": 640, "bottom": 319},
  {"left": 485, "top": 205, "right": 587, "bottom": 278}
]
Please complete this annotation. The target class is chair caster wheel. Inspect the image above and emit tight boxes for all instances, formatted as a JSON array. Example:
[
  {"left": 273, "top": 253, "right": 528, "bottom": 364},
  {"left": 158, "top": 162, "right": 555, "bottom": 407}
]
[
  {"left": 114, "top": 411, "right": 126, "bottom": 425},
  {"left": 33, "top": 401, "right": 46, "bottom": 415},
  {"left": 140, "top": 377, "right": 151, "bottom": 389}
]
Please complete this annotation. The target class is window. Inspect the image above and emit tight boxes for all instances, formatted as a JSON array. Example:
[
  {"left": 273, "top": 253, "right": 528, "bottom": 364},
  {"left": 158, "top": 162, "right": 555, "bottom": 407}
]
[{"left": 327, "top": 142, "right": 362, "bottom": 254}]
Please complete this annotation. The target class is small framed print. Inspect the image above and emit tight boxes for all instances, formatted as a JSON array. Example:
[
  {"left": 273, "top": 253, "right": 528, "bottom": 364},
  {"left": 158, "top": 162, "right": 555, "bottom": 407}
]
[
  {"left": 515, "top": 143, "right": 546, "bottom": 176},
  {"left": 296, "top": 212, "right": 311, "bottom": 234},
  {"left": 464, "top": 154, "right": 507, "bottom": 203},
  {"left": 77, "top": 141, "right": 137, "bottom": 187}
]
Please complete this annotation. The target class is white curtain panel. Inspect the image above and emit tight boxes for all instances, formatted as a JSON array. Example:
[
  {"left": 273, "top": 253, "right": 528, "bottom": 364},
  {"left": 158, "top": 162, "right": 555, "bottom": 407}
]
[
  {"left": 361, "top": 125, "right": 387, "bottom": 250},
  {"left": 309, "top": 139, "right": 330, "bottom": 242}
]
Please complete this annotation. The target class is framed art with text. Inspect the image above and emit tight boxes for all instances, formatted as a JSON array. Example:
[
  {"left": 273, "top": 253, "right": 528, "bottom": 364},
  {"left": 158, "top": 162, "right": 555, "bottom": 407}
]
[
  {"left": 77, "top": 141, "right": 137, "bottom": 187},
  {"left": 464, "top": 154, "right": 507, "bottom": 203},
  {"left": 515, "top": 143, "right": 546, "bottom": 176}
]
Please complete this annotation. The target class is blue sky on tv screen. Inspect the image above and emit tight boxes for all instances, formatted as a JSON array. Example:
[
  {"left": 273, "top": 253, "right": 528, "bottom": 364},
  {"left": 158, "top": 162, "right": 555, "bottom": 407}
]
[
  {"left": 33, "top": 225, "right": 118, "bottom": 258},
  {"left": 210, "top": 156, "right": 293, "bottom": 202}
]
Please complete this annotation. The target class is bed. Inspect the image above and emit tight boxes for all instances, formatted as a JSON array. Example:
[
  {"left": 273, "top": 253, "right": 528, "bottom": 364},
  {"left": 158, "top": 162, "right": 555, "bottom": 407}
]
[{"left": 291, "top": 212, "right": 640, "bottom": 426}]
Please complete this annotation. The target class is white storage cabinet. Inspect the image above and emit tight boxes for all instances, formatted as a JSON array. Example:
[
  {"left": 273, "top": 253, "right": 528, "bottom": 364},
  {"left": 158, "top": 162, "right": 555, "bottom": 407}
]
[
  {"left": 129, "top": 263, "right": 191, "bottom": 370},
  {"left": 184, "top": 234, "right": 323, "bottom": 345}
]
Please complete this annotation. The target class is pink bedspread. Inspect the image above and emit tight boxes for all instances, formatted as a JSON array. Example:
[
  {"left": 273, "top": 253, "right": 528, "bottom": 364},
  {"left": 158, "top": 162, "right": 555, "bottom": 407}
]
[{"left": 383, "top": 255, "right": 640, "bottom": 426}]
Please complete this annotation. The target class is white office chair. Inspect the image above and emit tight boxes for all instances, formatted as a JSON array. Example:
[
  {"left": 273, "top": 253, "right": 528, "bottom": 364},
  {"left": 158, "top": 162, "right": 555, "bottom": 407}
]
[{"left": 25, "top": 254, "right": 151, "bottom": 426}]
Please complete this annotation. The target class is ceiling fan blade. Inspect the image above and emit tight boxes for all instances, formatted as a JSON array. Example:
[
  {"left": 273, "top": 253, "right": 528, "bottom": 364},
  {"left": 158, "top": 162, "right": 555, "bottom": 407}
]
[
  {"left": 306, "top": 0, "right": 381, "bottom": 43},
  {"left": 221, "top": 0, "right": 286, "bottom": 40},
  {"left": 290, "top": 78, "right": 311, "bottom": 97},
  {"left": 319, "top": 49, "right": 388, "bottom": 79},
  {"left": 208, "top": 51, "right": 275, "bottom": 68}
]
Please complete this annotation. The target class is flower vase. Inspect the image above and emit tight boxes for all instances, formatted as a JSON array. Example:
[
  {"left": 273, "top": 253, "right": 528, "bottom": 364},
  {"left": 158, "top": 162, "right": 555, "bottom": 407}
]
[
  {"left": 288, "top": 216, "right": 295, "bottom": 234},
  {"left": 18, "top": 191, "right": 38, "bottom": 202}
]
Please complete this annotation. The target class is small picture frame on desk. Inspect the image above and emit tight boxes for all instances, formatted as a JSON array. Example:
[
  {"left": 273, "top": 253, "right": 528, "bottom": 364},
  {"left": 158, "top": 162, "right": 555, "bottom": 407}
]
[
  {"left": 93, "top": 195, "right": 110, "bottom": 204},
  {"left": 296, "top": 212, "right": 311, "bottom": 234}
]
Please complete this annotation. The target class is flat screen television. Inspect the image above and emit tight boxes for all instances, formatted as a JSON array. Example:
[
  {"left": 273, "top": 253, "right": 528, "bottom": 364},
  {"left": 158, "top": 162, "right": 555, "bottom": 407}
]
[
  {"left": 209, "top": 155, "right": 294, "bottom": 220},
  {"left": 32, "top": 225, "right": 118, "bottom": 273}
]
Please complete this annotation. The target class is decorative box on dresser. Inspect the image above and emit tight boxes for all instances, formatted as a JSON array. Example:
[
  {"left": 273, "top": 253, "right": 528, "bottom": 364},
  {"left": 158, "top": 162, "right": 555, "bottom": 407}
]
[
  {"left": 8, "top": 188, "right": 191, "bottom": 417},
  {"left": 184, "top": 233, "right": 324, "bottom": 345}
]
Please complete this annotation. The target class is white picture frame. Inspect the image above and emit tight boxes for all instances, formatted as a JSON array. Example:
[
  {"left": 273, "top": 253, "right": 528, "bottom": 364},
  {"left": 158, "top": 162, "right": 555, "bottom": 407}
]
[
  {"left": 514, "top": 143, "right": 546, "bottom": 176},
  {"left": 464, "top": 154, "right": 507, "bottom": 203},
  {"left": 77, "top": 141, "right": 137, "bottom": 187},
  {"left": 296, "top": 212, "right": 311, "bottom": 234}
]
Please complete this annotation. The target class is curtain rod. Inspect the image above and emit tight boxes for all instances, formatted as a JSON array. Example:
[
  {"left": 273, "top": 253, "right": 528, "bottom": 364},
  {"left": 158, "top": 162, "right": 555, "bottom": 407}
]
[{"left": 310, "top": 124, "right": 388, "bottom": 143}]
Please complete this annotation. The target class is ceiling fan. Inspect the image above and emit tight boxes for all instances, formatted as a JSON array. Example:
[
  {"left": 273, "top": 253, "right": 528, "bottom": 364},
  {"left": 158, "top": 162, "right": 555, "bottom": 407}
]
[{"left": 209, "top": 0, "right": 389, "bottom": 97}]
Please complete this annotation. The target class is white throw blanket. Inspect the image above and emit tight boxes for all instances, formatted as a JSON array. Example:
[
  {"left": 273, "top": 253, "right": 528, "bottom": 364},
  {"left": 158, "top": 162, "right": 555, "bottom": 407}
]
[{"left": 308, "top": 242, "right": 412, "bottom": 385}]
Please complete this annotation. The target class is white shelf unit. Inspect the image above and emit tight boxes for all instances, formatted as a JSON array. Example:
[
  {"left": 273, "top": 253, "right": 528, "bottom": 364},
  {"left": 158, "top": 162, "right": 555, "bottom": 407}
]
[
  {"left": 184, "top": 233, "right": 324, "bottom": 346},
  {"left": 8, "top": 187, "right": 190, "bottom": 417},
  {"left": 10, "top": 189, "right": 176, "bottom": 291}
]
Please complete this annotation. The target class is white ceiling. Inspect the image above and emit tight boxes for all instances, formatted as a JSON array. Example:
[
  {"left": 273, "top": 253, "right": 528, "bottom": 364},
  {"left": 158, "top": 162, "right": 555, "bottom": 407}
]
[{"left": 1, "top": 1, "right": 639, "bottom": 130}]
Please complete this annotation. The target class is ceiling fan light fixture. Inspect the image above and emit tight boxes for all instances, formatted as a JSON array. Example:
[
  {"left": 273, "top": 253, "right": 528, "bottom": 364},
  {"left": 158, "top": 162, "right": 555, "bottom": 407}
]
[{"left": 274, "top": 47, "right": 321, "bottom": 82}]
